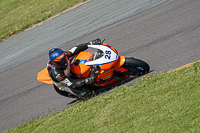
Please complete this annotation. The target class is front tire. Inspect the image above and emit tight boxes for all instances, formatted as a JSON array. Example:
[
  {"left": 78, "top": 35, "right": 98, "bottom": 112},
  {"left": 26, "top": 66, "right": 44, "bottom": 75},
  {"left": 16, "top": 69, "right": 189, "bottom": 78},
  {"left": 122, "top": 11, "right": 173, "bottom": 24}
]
[{"left": 123, "top": 57, "right": 150, "bottom": 76}]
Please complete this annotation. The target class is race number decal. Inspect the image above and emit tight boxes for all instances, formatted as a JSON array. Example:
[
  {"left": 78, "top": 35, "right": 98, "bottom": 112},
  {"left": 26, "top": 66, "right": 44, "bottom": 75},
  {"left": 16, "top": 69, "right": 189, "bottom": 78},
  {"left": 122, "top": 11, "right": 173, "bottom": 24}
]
[
  {"left": 105, "top": 50, "right": 111, "bottom": 60},
  {"left": 86, "top": 45, "right": 118, "bottom": 66}
]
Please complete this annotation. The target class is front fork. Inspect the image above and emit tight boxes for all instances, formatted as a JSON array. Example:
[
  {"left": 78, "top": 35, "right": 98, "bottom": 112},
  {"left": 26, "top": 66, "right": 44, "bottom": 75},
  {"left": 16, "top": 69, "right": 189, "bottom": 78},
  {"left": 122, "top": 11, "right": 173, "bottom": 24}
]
[
  {"left": 115, "top": 56, "right": 138, "bottom": 76},
  {"left": 113, "top": 56, "right": 130, "bottom": 79}
]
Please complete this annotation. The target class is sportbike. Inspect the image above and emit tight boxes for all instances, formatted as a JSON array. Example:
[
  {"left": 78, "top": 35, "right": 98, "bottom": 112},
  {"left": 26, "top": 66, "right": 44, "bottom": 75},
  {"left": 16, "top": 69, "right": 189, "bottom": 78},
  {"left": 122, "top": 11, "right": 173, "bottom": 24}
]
[{"left": 37, "top": 40, "right": 150, "bottom": 95}]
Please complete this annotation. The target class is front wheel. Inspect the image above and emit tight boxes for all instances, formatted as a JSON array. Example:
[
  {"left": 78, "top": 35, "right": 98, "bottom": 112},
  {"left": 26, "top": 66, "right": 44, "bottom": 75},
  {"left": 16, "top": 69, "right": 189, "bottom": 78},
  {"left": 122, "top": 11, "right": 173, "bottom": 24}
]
[{"left": 123, "top": 57, "right": 150, "bottom": 76}]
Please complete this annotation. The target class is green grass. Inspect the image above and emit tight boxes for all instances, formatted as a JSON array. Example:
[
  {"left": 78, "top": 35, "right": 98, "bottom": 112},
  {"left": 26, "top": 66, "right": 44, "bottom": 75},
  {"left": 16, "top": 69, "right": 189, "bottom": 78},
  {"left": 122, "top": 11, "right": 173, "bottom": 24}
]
[
  {"left": 5, "top": 62, "right": 200, "bottom": 133},
  {"left": 0, "top": 0, "right": 87, "bottom": 41}
]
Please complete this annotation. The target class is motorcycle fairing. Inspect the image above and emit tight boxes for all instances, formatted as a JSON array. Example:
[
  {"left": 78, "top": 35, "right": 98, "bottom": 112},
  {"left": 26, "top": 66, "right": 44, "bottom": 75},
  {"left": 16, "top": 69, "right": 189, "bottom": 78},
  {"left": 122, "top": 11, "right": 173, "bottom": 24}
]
[
  {"left": 37, "top": 67, "right": 53, "bottom": 84},
  {"left": 37, "top": 44, "right": 128, "bottom": 86},
  {"left": 70, "top": 51, "right": 93, "bottom": 76},
  {"left": 86, "top": 45, "right": 118, "bottom": 66}
]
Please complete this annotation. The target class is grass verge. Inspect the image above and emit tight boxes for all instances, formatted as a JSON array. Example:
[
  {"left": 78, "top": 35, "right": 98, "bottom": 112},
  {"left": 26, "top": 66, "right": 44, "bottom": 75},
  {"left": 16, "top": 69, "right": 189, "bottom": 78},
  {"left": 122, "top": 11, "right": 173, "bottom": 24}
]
[
  {"left": 0, "top": 0, "right": 88, "bottom": 41},
  {"left": 5, "top": 62, "right": 200, "bottom": 133}
]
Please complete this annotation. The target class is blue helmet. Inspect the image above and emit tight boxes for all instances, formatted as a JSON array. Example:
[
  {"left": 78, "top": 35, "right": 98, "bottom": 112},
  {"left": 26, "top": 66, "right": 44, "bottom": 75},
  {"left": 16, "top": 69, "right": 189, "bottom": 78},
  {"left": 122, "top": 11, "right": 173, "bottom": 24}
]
[{"left": 49, "top": 48, "right": 68, "bottom": 70}]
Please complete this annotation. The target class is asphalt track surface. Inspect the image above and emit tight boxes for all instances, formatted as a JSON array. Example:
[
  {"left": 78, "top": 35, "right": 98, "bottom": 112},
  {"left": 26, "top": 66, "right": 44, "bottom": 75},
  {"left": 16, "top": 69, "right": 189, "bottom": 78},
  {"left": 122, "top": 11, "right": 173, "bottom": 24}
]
[{"left": 0, "top": 0, "right": 200, "bottom": 131}]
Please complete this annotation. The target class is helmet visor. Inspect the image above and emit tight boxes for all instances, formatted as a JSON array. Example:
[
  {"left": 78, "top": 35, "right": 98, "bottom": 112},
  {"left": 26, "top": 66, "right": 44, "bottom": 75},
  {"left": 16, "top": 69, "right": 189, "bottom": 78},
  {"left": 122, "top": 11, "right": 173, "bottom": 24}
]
[
  {"left": 56, "top": 57, "right": 67, "bottom": 67},
  {"left": 54, "top": 53, "right": 68, "bottom": 69}
]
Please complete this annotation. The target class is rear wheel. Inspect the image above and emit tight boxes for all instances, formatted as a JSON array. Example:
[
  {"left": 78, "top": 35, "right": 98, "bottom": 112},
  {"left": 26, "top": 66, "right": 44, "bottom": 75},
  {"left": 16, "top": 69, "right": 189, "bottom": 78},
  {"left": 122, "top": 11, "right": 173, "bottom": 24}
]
[
  {"left": 123, "top": 57, "right": 150, "bottom": 76},
  {"left": 53, "top": 84, "right": 77, "bottom": 98}
]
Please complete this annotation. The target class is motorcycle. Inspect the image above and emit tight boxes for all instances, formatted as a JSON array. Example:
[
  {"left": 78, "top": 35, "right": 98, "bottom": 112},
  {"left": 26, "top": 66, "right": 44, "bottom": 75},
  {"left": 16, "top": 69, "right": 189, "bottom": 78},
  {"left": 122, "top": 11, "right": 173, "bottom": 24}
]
[{"left": 37, "top": 40, "right": 150, "bottom": 96}]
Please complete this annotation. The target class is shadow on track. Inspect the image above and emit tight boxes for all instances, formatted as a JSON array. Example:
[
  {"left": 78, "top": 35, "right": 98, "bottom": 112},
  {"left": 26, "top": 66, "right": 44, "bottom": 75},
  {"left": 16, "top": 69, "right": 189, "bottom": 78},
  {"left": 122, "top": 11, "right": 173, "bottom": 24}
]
[{"left": 68, "top": 70, "right": 154, "bottom": 105}]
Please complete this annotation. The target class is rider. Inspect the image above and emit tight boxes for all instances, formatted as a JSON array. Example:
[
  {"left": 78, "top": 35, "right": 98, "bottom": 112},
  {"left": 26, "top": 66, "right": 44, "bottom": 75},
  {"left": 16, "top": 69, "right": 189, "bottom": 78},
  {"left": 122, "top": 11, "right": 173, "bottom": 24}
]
[{"left": 47, "top": 38, "right": 101, "bottom": 99}]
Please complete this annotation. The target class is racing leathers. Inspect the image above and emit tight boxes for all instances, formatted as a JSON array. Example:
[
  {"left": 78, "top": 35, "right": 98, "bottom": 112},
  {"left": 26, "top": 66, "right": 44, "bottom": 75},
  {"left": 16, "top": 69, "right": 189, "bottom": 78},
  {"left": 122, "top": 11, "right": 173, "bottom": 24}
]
[{"left": 47, "top": 43, "right": 96, "bottom": 99}]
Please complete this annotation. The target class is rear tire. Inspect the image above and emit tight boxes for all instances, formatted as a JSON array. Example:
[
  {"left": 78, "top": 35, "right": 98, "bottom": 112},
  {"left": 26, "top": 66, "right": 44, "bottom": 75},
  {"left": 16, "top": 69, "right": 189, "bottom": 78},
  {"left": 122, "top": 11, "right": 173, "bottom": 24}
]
[
  {"left": 53, "top": 84, "right": 77, "bottom": 98},
  {"left": 123, "top": 57, "right": 150, "bottom": 76}
]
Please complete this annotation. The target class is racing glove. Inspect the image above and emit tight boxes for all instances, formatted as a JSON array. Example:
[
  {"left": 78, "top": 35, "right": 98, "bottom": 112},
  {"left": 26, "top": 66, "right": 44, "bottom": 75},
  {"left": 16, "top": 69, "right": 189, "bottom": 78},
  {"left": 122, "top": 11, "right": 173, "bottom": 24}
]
[{"left": 89, "top": 38, "right": 102, "bottom": 45}]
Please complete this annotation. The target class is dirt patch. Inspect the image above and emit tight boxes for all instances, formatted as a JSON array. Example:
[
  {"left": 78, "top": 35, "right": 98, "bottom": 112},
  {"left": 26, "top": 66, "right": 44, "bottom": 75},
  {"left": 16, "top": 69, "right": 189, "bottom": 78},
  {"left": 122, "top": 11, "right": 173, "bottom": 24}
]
[{"left": 170, "top": 60, "right": 200, "bottom": 72}]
